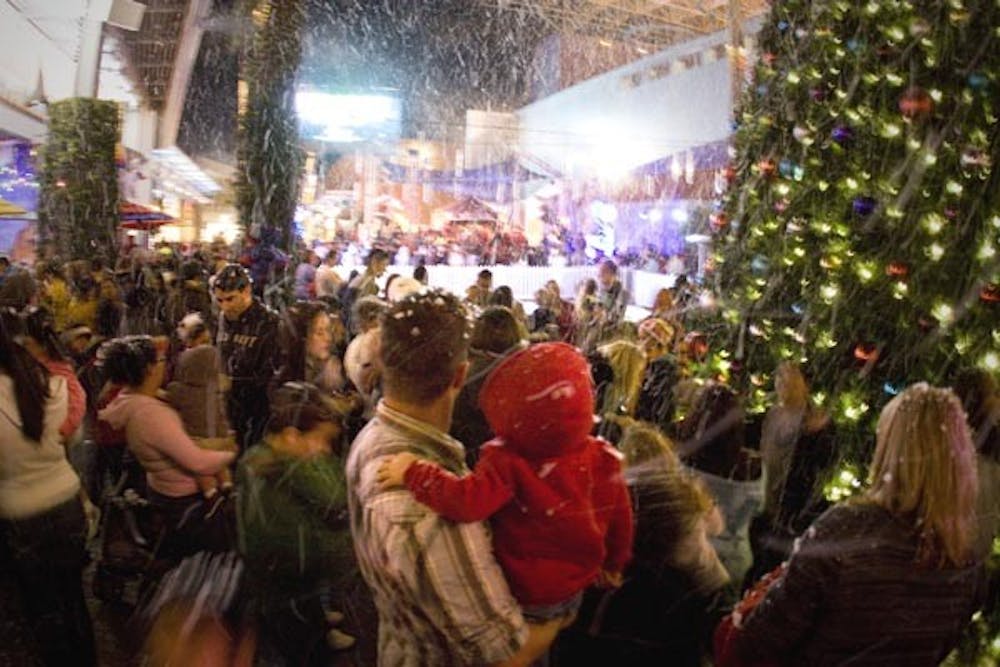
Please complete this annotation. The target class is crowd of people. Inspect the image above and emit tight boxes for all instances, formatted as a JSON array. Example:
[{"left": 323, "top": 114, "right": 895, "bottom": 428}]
[{"left": 0, "top": 244, "right": 997, "bottom": 666}]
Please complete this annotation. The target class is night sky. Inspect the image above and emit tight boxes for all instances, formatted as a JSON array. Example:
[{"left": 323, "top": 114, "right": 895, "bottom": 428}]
[{"left": 179, "top": 0, "right": 550, "bottom": 160}]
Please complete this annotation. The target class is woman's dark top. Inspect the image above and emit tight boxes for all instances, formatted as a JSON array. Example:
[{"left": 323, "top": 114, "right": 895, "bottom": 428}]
[{"left": 737, "top": 502, "right": 984, "bottom": 667}]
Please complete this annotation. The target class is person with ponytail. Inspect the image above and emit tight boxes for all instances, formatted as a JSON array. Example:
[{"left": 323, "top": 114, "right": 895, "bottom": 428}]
[
  {"left": 0, "top": 309, "right": 97, "bottom": 665},
  {"left": 11, "top": 306, "right": 87, "bottom": 442}
]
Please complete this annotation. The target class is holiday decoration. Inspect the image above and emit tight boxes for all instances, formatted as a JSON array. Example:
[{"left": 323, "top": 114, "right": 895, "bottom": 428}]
[
  {"left": 710, "top": 212, "right": 729, "bottom": 231},
  {"left": 702, "top": 0, "right": 1000, "bottom": 558},
  {"left": 898, "top": 87, "right": 934, "bottom": 118},
  {"left": 852, "top": 196, "right": 877, "bottom": 217},
  {"left": 831, "top": 125, "right": 854, "bottom": 145},
  {"left": 853, "top": 343, "right": 879, "bottom": 363},
  {"left": 885, "top": 261, "right": 909, "bottom": 277}
]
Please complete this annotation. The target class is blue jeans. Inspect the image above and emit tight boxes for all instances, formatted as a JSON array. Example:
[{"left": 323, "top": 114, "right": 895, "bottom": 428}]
[{"left": 523, "top": 591, "right": 584, "bottom": 622}]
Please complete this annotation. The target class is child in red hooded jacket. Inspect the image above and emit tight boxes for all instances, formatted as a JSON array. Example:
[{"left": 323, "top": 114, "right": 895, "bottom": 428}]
[{"left": 377, "top": 342, "right": 633, "bottom": 656}]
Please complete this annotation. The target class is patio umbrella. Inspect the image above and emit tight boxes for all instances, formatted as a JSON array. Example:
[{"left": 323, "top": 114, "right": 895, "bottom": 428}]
[
  {"left": 119, "top": 201, "right": 175, "bottom": 230},
  {"left": 0, "top": 197, "right": 28, "bottom": 217}
]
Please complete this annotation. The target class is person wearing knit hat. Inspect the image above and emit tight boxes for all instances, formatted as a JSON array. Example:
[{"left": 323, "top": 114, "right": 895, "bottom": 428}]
[
  {"left": 636, "top": 316, "right": 682, "bottom": 431},
  {"left": 377, "top": 341, "right": 634, "bottom": 663}
]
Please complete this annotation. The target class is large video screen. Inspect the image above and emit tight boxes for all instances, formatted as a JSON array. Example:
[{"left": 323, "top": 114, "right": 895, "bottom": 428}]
[{"left": 295, "top": 90, "right": 401, "bottom": 144}]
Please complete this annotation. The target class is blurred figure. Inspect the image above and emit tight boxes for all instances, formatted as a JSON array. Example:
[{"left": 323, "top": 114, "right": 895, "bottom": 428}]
[
  {"left": 450, "top": 306, "right": 524, "bottom": 465},
  {"left": 596, "top": 260, "right": 629, "bottom": 339},
  {"left": 676, "top": 384, "right": 763, "bottom": 588},
  {"left": 465, "top": 269, "right": 493, "bottom": 309},
  {"left": 750, "top": 362, "right": 837, "bottom": 581},
  {"left": 238, "top": 383, "right": 357, "bottom": 664},
  {"left": 314, "top": 250, "right": 343, "bottom": 299},
  {"left": 344, "top": 296, "right": 388, "bottom": 414},
  {"left": 294, "top": 250, "right": 320, "bottom": 301},
  {"left": 556, "top": 423, "right": 728, "bottom": 666}
]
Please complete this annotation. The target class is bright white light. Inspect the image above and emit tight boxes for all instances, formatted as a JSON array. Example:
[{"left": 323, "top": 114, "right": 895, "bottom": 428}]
[
  {"left": 648, "top": 209, "right": 663, "bottom": 223},
  {"left": 595, "top": 202, "right": 618, "bottom": 223},
  {"left": 670, "top": 207, "right": 689, "bottom": 224},
  {"left": 295, "top": 91, "right": 400, "bottom": 143}
]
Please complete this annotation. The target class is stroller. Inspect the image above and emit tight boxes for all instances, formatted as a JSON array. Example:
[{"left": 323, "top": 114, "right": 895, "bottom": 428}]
[{"left": 91, "top": 451, "right": 171, "bottom": 607}]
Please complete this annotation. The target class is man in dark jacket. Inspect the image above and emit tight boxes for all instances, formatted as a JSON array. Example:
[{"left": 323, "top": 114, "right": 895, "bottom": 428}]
[{"left": 213, "top": 264, "right": 281, "bottom": 452}]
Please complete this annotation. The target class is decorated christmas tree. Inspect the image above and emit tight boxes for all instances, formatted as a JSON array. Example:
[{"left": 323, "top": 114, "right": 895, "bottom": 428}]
[{"left": 707, "top": 0, "right": 1000, "bottom": 466}]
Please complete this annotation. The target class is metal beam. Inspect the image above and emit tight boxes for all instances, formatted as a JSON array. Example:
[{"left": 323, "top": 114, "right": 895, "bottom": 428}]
[{"left": 159, "top": 0, "right": 211, "bottom": 147}]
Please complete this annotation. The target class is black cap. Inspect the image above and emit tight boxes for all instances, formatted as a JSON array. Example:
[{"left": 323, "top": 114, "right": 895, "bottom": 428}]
[{"left": 213, "top": 264, "right": 251, "bottom": 292}]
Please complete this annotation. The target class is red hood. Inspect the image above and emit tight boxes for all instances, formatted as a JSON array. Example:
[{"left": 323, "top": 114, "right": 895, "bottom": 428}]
[{"left": 478, "top": 342, "right": 595, "bottom": 461}]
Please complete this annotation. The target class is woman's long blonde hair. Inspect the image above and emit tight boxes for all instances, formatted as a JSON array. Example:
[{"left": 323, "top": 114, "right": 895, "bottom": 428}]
[
  {"left": 598, "top": 340, "right": 647, "bottom": 418},
  {"left": 867, "top": 382, "right": 978, "bottom": 568}
]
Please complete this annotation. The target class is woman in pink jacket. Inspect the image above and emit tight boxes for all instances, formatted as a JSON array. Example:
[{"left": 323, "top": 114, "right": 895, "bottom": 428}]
[{"left": 98, "top": 336, "right": 235, "bottom": 559}]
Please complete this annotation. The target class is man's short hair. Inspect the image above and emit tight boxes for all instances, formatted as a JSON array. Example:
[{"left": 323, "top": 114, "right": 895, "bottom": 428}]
[
  {"left": 379, "top": 289, "right": 470, "bottom": 404},
  {"left": 366, "top": 249, "right": 389, "bottom": 266},
  {"left": 477, "top": 269, "right": 493, "bottom": 281},
  {"left": 213, "top": 264, "right": 251, "bottom": 292},
  {"left": 600, "top": 259, "right": 618, "bottom": 276}
]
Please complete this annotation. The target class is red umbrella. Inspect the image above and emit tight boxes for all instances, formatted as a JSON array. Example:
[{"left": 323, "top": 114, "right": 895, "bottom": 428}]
[{"left": 119, "top": 201, "right": 175, "bottom": 229}]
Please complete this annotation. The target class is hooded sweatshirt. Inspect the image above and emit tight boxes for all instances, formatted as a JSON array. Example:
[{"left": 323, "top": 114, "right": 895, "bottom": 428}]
[
  {"left": 401, "top": 342, "right": 634, "bottom": 607},
  {"left": 99, "top": 391, "right": 234, "bottom": 497}
]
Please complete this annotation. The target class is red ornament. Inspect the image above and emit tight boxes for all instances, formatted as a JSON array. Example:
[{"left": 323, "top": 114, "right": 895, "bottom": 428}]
[
  {"left": 918, "top": 314, "right": 939, "bottom": 332},
  {"left": 683, "top": 332, "right": 710, "bottom": 362},
  {"left": 758, "top": 159, "right": 777, "bottom": 178},
  {"left": 761, "top": 52, "right": 778, "bottom": 66},
  {"left": 710, "top": 212, "right": 729, "bottom": 230},
  {"left": 774, "top": 199, "right": 789, "bottom": 213},
  {"left": 886, "top": 261, "right": 909, "bottom": 277},
  {"left": 724, "top": 165, "right": 737, "bottom": 184},
  {"left": 981, "top": 283, "right": 1000, "bottom": 303},
  {"left": 853, "top": 343, "right": 879, "bottom": 363},
  {"left": 899, "top": 87, "right": 934, "bottom": 118}
]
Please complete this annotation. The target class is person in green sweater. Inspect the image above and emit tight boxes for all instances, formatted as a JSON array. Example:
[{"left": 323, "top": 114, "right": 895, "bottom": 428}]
[{"left": 237, "top": 381, "right": 356, "bottom": 665}]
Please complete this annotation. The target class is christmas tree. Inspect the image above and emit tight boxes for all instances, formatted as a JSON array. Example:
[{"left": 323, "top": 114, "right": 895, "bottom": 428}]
[{"left": 708, "top": 0, "right": 1000, "bottom": 466}]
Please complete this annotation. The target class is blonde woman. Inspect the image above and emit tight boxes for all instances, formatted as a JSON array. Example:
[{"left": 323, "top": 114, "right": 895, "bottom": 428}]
[
  {"left": 751, "top": 362, "right": 837, "bottom": 581},
  {"left": 593, "top": 340, "right": 647, "bottom": 443},
  {"left": 732, "top": 383, "right": 983, "bottom": 665}
]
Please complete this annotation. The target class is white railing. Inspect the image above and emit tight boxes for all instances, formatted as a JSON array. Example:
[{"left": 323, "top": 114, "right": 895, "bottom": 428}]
[{"left": 339, "top": 264, "right": 678, "bottom": 321}]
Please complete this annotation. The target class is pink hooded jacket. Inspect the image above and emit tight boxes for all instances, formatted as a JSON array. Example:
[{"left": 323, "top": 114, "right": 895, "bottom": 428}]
[{"left": 98, "top": 392, "right": 234, "bottom": 497}]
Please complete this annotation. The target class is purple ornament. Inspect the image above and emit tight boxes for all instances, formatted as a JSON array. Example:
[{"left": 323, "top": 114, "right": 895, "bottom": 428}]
[
  {"left": 809, "top": 87, "right": 827, "bottom": 101},
  {"left": 852, "top": 196, "right": 877, "bottom": 216},
  {"left": 832, "top": 126, "right": 854, "bottom": 144}
]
